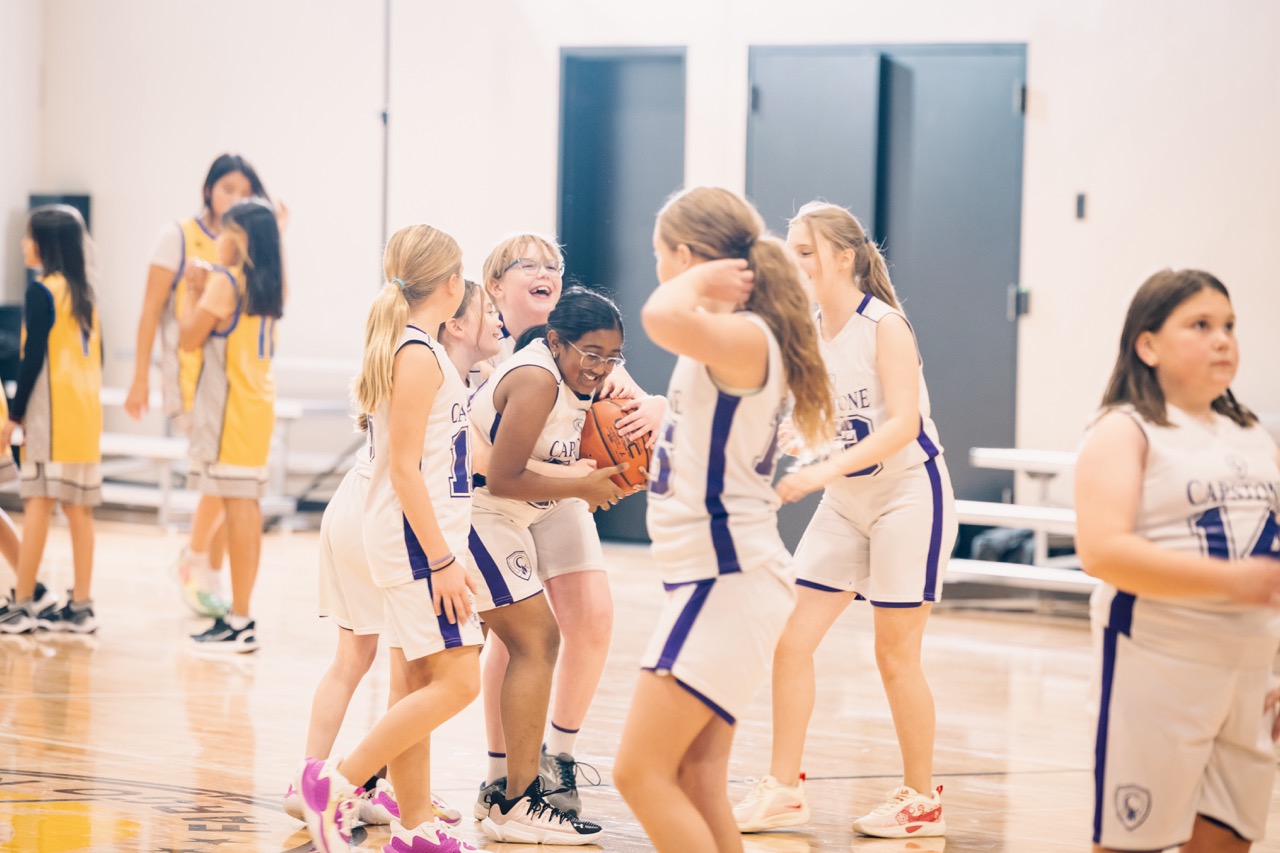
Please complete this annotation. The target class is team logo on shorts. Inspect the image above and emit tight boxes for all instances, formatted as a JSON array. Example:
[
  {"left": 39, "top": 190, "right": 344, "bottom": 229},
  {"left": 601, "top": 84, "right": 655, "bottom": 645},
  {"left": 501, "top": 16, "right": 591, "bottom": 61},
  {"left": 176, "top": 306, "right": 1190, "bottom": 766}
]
[
  {"left": 1115, "top": 785, "right": 1151, "bottom": 831},
  {"left": 507, "top": 551, "right": 533, "bottom": 581}
]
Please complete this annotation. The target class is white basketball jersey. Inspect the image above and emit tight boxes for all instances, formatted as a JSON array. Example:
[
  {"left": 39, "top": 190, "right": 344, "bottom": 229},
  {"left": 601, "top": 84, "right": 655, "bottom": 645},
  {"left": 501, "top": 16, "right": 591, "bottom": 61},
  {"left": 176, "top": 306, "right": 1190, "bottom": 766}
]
[
  {"left": 647, "top": 312, "right": 790, "bottom": 584},
  {"left": 818, "top": 294, "right": 943, "bottom": 484},
  {"left": 468, "top": 338, "right": 590, "bottom": 526},
  {"left": 1091, "top": 404, "right": 1280, "bottom": 666},
  {"left": 363, "top": 325, "right": 473, "bottom": 588}
]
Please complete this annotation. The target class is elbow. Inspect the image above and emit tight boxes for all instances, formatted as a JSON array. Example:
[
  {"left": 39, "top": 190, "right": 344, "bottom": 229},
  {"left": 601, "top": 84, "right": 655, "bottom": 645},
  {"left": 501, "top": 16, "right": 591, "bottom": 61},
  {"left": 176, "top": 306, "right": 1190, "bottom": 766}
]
[{"left": 486, "top": 473, "right": 518, "bottom": 499}]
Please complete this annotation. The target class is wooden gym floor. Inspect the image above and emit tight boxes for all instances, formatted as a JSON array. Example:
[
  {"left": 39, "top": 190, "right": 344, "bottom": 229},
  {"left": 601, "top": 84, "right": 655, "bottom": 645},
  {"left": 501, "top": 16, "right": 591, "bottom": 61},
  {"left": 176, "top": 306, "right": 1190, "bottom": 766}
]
[{"left": 2, "top": 519, "right": 1279, "bottom": 852}]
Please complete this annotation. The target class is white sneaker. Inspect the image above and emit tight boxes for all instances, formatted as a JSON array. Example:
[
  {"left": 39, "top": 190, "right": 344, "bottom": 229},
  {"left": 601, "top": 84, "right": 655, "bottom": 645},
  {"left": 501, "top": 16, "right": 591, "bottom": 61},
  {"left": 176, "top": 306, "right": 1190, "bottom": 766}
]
[
  {"left": 296, "top": 756, "right": 360, "bottom": 852},
  {"left": 852, "top": 785, "right": 946, "bottom": 838},
  {"left": 734, "top": 774, "right": 810, "bottom": 832},
  {"left": 479, "top": 776, "right": 602, "bottom": 845},
  {"left": 383, "top": 819, "right": 478, "bottom": 852}
]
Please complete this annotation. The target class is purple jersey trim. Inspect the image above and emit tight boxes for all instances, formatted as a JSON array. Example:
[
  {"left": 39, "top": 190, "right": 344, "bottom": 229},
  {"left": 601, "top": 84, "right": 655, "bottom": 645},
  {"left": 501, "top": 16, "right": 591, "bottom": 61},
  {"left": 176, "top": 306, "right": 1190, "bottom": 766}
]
[{"left": 706, "top": 393, "right": 742, "bottom": 574}]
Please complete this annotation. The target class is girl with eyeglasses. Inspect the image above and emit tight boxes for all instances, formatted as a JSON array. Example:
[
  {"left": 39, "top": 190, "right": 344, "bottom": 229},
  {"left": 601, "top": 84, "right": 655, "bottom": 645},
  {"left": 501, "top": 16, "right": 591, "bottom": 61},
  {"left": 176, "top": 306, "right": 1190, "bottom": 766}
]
[
  {"left": 478, "top": 237, "right": 663, "bottom": 820},
  {"left": 466, "top": 285, "right": 635, "bottom": 844}
]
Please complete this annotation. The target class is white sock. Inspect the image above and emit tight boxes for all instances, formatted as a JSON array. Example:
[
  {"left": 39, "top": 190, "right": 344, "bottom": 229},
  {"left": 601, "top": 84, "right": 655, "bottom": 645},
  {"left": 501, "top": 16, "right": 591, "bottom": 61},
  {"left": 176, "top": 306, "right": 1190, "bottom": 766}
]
[
  {"left": 545, "top": 722, "right": 578, "bottom": 758},
  {"left": 198, "top": 565, "right": 224, "bottom": 593},
  {"left": 226, "top": 613, "right": 251, "bottom": 630},
  {"left": 486, "top": 752, "right": 506, "bottom": 785}
]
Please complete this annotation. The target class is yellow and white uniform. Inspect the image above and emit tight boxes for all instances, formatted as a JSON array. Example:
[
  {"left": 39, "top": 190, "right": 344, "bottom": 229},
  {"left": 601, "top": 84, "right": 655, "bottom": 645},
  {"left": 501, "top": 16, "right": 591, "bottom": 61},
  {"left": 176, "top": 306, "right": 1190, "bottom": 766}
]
[
  {"left": 15, "top": 272, "right": 103, "bottom": 505},
  {"left": 187, "top": 266, "right": 276, "bottom": 498},
  {"left": 152, "top": 218, "right": 217, "bottom": 427}
]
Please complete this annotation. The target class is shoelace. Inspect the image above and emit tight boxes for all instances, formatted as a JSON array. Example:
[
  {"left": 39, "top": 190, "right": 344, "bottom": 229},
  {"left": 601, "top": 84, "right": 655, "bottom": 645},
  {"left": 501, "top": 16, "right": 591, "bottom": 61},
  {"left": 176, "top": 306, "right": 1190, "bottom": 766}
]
[
  {"left": 736, "top": 777, "right": 769, "bottom": 809},
  {"left": 525, "top": 790, "right": 585, "bottom": 828},
  {"left": 555, "top": 757, "right": 602, "bottom": 791},
  {"left": 869, "top": 787, "right": 916, "bottom": 815},
  {"left": 336, "top": 789, "right": 361, "bottom": 839}
]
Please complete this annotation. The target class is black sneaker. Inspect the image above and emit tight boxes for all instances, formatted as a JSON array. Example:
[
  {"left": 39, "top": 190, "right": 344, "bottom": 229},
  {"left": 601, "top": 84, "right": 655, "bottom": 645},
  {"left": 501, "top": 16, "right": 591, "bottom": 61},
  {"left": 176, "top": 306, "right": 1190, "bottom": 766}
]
[
  {"left": 539, "top": 749, "right": 601, "bottom": 818},
  {"left": 55, "top": 599, "right": 98, "bottom": 634},
  {"left": 478, "top": 775, "right": 602, "bottom": 845},
  {"left": 0, "top": 598, "right": 35, "bottom": 634},
  {"left": 190, "top": 617, "right": 258, "bottom": 653},
  {"left": 33, "top": 595, "right": 64, "bottom": 631}
]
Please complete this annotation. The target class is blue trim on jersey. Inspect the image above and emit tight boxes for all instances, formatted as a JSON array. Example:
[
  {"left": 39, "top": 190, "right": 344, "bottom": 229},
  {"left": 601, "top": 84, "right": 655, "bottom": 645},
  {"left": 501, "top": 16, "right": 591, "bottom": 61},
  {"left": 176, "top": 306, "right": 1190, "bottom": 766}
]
[
  {"left": 195, "top": 217, "right": 217, "bottom": 240},
  {"left": 1092, "top": 591, "right": 1135, "bottom": 844},
  {"left": 468, "top": 526, "right": 514, "bottom": 608},
  {"left": 796, "top": 578, "right": 843, "bottom": 593},
  {"left": 208, "top": 268, "right": 242, "bottom": 338},
  {"left": 655, "top": 578, "right": 714, "bottom": 670},
  {"left": 172, "top": 221, "right": 186, "bottom": 291},
  {"left": 855, "top": 291, "right": 873, "bottom": 315},
  {"left": 707, "top": 393, "right": 742, "bottom": 575},
  {"left": 922, "top": 456, "right": 944, "bottom": 601}
]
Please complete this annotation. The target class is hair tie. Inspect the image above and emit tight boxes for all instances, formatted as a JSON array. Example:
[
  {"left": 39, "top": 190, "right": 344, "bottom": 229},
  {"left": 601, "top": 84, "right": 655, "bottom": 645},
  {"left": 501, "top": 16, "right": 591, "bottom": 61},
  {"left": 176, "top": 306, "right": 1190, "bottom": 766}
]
[{"left": 392, "top": 277, "right": 406, "bottom": 292}]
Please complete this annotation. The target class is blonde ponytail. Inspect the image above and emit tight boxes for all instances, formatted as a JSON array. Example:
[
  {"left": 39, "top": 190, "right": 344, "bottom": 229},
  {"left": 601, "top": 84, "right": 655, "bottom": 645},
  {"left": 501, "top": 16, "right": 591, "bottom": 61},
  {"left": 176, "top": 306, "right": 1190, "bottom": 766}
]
[
  {"left": 658, "top": 187, "right": 835, "bottom": 451},
  {"left": 745, "top": 237, "right": 835, "bottom": 450},
  {"left": 354, "top": 283, "right": 409, "bottom": 415},
  {"left": 790, "top": 201, "right": 901, "bottom": 311},
  {"left": 353, "top": 224, "right": 462, "bottom": 417}
]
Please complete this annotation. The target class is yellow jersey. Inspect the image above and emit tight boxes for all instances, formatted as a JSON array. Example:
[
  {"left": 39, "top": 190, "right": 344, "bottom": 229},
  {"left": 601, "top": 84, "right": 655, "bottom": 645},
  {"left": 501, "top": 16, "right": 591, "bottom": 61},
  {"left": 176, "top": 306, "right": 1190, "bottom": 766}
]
[
  {"left": 20, "top": 272, "right": 102, "bottom": 463},
  {"left": 158, "top": 217, "right": 218, "bottom": 417},
  {"left": 188, "top": 266, "right": 277, "bottom": 468}
]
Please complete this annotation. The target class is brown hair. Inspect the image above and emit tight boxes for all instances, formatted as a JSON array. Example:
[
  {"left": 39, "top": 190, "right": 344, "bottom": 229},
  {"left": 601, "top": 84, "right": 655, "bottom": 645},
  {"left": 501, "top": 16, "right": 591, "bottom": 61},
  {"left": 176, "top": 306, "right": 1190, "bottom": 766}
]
[
  {"left": 354, "top": 224, "right": 462, "bottom": 420},
  {"left": 1101, "top": 268, "right": 1255, "bottom": 428},
  {"left": 790, "top": 200, "right": 900, "bottom": 310},
  {"left": 657, "top": 187, "right": 834, "bottom": 449}
]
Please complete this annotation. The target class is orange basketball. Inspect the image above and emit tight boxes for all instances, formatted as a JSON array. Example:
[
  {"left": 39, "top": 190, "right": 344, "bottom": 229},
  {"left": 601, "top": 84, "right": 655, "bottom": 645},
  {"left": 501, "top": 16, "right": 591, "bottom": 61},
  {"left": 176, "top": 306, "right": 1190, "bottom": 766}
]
[{"left": 580, "top": 398, "right": 651, "bottom": 490}]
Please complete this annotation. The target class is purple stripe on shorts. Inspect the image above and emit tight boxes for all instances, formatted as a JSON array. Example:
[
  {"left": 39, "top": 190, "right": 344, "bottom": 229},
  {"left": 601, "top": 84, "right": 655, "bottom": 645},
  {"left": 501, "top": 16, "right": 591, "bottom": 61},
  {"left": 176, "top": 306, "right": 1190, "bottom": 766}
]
[
  {"left": 468, "top": 526, "right": 513, "bottom": 607},
  {"left": 869, "top": 599, "right": 924, "bottom": 608},
  {"left": 706, "top": 393, "right": 741, "bottom": 575},
  {"left": 403, "top": 515, "right": 431, "bottom": 581},
  {"left": 420, "top": 558, "right": 463, "bottom": 649},
  {"left": 796, "top": 578, "right": 844, "bottom": 593},
  {"left": 674, "top": 676, "right": 735, "bottom": 725},
  {"left": 922, "top": 457, "right": 944, "bottom": 601},
  {"left": 655, "top": 579, "right": 714, "bottom": 671},
  {"left": 1092, "top": 591, "right": 1135, "bottom": 844}
]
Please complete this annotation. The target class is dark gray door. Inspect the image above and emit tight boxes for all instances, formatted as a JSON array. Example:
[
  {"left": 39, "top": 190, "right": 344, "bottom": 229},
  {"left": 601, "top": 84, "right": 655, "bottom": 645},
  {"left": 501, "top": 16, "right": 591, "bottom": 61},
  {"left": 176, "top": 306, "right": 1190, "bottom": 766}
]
[
  {"left": 746, "top": 44, "right": 1025, "bottom": 534},
  {"left": 747, "top": 47, "right": 882, "bottom": 237},
  {"left": 877, "top": 48, "right": 1025, "bottom": 501},
  {"left": 558, "top": 49, "right": 685, "bottom": 542},
  {"left": 746, "top": 47, "right": 883, "bottom": 548}
]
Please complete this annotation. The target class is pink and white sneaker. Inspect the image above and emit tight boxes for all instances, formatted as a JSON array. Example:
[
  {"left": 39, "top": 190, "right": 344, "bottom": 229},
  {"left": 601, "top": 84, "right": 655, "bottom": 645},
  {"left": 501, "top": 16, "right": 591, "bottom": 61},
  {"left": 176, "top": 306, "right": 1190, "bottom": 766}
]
[
  {"left": 382, "top": 819, "right": 478, "bottom": 853},
  {"left": 297, "top": 756, "right": 359, "bottom": 851},
  {"left": 852, "top": 785, "right": 946, "bottom": 838},
  {"left": 283, "top": 781, "right": 304, "bottom": 821},
  {"left": 357, "top": 778, "right": 462, "bottom": 828}
]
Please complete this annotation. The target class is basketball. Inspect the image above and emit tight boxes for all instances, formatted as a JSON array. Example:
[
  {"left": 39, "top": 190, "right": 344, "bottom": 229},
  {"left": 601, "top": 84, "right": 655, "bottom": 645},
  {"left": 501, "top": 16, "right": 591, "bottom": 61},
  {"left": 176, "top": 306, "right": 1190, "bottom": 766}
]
[{"left": 580, "top": 398, "right": 651, "bottom": 490}]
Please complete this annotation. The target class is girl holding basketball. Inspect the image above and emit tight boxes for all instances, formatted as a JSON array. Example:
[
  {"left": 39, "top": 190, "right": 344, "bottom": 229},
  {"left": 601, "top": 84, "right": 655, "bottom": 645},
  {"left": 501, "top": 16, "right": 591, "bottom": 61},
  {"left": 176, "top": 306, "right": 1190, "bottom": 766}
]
[
  {"left": 480, "top": 236, "right": 662, "bottom": 819},
  {"left": 1076, "top": 269, "right": 1280, "bottom": 853},
  {"left": 467, "top": 285, "right": 631, "bottom": 844},
  {"left": 613, "top": 186, "right": 834, "bottom": 853},
  {"left": 732, "top": 201, "right": 956, "bottom": 839},
  {"left": 298, "top": 224, "right": 482, "bottom": 853}
]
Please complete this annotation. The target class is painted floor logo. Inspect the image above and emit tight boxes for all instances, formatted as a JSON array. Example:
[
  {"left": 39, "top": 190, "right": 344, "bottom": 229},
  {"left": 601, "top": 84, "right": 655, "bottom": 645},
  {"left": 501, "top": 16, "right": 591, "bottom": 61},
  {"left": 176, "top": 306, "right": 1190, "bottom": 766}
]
[{"left": 0, "top": 768, "right": 357, "bottom": 852}]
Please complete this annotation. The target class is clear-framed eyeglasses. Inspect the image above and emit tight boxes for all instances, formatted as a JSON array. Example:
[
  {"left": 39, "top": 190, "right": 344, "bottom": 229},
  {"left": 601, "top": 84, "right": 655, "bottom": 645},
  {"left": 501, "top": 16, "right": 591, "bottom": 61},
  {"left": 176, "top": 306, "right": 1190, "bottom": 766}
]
[
  {"left": 566, "top": 340, "right": 625, "bottom": 370},
  {"left": 504, "top": 257, "right": 564, "bottom": 277}
]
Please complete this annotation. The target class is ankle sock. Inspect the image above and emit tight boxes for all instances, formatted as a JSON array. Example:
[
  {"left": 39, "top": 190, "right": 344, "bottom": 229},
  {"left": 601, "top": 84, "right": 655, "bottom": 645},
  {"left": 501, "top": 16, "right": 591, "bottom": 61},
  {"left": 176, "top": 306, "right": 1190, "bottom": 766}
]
[
  {"left": 545, "top": 722, "right": 578, "bottom": 758},
  {"left": 486, "top": 752, "right": 506, "bottom": 785}
]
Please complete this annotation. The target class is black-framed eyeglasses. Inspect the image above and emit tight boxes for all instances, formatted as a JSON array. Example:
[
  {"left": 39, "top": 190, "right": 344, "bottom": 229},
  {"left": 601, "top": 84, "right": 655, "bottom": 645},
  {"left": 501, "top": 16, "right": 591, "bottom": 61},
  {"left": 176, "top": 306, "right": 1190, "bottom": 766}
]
[
  {"left": 566, "top": 340, "right": 625, "bottom": 370},
  {"left": 503, "top": 257, "right": 564, "bottom": 277}
]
